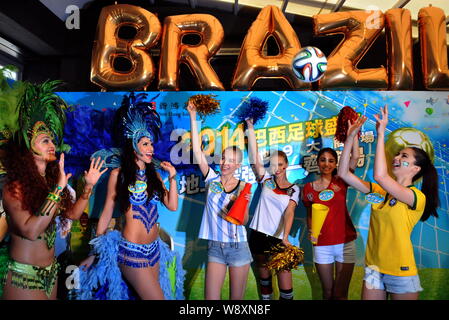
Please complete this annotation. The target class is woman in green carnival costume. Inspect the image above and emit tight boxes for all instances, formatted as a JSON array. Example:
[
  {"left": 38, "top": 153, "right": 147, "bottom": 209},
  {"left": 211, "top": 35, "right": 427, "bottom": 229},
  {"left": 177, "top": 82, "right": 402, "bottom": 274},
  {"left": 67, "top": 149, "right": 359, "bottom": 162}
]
[{"left": 1, "top": 81, "right": 106, "bottom": 300}]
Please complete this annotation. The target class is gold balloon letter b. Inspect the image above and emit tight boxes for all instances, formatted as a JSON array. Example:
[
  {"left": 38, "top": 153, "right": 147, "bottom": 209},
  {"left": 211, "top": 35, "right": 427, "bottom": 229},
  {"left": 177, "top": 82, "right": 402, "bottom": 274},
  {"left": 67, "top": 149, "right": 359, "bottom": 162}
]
[{"left": 90, "top": 4, "right": 161, "bottom": 91}]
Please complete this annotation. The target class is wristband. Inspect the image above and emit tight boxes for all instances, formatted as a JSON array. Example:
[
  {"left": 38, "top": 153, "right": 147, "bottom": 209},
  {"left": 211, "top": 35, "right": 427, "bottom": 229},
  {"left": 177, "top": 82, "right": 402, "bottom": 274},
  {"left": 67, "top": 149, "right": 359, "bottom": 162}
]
[
  {"left": 81, "top": 187, "right": 93, "bottom": 200},
  {"left": 46, "top": 192, "right": 61, "bottom": 203}
]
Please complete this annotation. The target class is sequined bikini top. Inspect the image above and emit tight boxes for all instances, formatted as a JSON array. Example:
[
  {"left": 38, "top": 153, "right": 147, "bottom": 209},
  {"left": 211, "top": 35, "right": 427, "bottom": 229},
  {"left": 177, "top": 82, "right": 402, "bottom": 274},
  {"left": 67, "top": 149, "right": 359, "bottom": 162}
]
[{"left": 128, "top": 169, "right": 159, "bottom": 233}]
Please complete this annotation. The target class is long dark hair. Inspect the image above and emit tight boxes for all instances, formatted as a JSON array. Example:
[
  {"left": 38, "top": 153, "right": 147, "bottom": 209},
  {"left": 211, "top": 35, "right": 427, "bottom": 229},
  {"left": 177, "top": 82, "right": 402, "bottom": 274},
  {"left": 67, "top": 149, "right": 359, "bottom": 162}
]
[
  {"left": 411, "top": 147, "right": 439, "bottom": 221},
  {"left": 317, "top": 147, "right": 338, "bottom": 176},
  {"left": 116, "top": 139, "right": 166, "bottom": 213},
  {"left": 3, "top": 140, "right": 73, "bottom": 221}
]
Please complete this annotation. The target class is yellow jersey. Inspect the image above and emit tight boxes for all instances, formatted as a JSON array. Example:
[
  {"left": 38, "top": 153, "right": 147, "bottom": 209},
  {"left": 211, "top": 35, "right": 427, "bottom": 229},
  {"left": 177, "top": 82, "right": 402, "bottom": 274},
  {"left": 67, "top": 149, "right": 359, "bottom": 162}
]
[{"left": 365, "top": 182, "right": 425, "bottom": 276}]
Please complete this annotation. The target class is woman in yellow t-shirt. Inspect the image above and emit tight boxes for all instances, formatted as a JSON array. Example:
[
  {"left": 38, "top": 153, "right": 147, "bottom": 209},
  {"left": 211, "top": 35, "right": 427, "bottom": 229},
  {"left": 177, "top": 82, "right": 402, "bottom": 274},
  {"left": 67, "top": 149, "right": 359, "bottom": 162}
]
[{"left": 337, "top": 106, "right": 439, "bottom": 300}]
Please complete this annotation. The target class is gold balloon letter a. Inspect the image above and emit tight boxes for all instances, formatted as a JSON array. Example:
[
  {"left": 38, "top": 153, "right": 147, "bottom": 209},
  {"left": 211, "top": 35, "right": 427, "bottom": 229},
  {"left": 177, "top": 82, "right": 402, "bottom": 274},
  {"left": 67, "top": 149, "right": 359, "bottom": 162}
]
[
  {"left": 232, "top": 5, "right": 309, "bottom": 90},
  {"left": 158, "top": 14, "right": 225, "bottom": 91},
  {"left": 90, "top": 4, "right": 161, "bottom": 91},
  {"left": 419, "top": 6, "right": 449, "bottom": 90},
  {"left": 314, "top": 11, "right": 388, "bottom": 89}
]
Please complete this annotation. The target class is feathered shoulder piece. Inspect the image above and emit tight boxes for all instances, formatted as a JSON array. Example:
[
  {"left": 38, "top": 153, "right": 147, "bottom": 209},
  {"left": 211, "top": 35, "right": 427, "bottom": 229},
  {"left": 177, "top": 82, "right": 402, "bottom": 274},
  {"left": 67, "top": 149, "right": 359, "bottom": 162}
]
[
  {"left": 16, "top": 80, "right": 69, "bottom": 152},
  {"left": 114, "top": 92, "right": 162, "bottom": 153}
]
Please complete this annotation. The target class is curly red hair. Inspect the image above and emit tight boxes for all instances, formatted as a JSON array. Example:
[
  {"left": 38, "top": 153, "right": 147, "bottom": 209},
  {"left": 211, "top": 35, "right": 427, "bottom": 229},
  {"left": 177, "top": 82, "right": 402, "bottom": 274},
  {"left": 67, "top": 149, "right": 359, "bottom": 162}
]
[{"left": 3, "top": 141, "right": 73, "bottom": 218}]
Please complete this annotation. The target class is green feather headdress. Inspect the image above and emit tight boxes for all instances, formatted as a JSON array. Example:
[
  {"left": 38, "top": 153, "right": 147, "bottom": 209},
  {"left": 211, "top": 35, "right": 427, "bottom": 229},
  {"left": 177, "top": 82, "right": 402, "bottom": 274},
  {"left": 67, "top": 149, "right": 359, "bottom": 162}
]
[{"left": 16, "top": 80, "right": 70, "bottom": 153}]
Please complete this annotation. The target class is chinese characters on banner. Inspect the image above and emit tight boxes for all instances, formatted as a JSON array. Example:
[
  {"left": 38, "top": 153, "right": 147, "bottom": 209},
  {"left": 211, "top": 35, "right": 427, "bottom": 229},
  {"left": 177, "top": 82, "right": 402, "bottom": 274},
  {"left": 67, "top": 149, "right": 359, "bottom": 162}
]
[{"left": 175, "top": 116, "right": 375, "bottom": 195}]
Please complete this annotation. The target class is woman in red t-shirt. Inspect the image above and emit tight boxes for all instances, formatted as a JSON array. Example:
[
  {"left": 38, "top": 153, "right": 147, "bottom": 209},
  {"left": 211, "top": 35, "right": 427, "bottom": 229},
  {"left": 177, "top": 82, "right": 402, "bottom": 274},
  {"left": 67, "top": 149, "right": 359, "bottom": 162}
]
[{"left": 302, "top": 144, "right": 359, "bottom": 300}]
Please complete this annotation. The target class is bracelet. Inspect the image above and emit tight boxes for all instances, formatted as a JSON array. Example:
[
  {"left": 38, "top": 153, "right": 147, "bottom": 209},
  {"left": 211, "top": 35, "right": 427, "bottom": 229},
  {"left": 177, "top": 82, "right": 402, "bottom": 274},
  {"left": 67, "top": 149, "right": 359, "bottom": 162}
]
[
  {"left": 46, "top": 192, "right": 61, "bottom": 203},
  {"left": 81, "top": 187, "right": 93, "bottom": 200},
  {"left": 168, "top": 175, "right": 176, "bottom": 181}
]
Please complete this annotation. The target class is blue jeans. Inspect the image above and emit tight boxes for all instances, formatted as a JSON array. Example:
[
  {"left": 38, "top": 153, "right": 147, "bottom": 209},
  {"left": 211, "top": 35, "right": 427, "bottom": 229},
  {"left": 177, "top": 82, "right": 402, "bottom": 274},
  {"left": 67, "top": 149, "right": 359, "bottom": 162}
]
[
  {"left": 207, "top": 240, "right": 253, "bottom": 267},
  {"left": 364, "top": 266, "right": 423, "bottom": 294}
]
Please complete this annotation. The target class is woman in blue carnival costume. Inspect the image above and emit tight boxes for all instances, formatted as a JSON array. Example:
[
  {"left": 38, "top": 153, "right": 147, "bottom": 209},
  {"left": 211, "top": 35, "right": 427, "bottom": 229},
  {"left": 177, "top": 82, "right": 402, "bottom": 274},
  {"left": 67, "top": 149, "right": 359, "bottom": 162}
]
[
  {"left": 80, "top": 92, "right": 179, "bottom": 300},
  {"left": 1, "top": 81, "right": 106, "bottom": 300}
]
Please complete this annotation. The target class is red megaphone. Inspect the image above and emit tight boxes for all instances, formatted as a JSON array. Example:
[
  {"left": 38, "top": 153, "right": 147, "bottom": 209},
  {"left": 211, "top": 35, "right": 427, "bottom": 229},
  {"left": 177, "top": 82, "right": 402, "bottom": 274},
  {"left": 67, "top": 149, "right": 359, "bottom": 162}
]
[{"left": 224, "top": 183, "right": 252, "bottom": 225}]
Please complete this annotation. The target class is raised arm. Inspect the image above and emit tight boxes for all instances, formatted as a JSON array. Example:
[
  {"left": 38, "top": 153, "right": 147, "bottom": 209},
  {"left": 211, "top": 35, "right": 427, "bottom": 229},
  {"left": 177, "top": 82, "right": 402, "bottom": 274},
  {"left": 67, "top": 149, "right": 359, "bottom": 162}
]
[
  {"left": 95, "top": 168, "right": 119, "bottom": 236},
  {"left": 65, "top": 157, "right": 107, "bottom": 220},
  {"left": 348, "top": 134, "right": 360, "bottom": 171},
  {"left": 158, "top": 162, "right": 178, "bottom": 211},
  {"left": 373, "top": 106, "right": 415, "bottom": 207},
  {"left": 337, "top": 116, "right": 371, "bottom": 193},
  {"left": 3, "top": 154, "right": 71, "bottom": 240},
  {"left": 187, "top": 101, "right": 209, "bottom": 177},
  {"left": 245, "top": 118, "right": 265, "bottom": 180}
]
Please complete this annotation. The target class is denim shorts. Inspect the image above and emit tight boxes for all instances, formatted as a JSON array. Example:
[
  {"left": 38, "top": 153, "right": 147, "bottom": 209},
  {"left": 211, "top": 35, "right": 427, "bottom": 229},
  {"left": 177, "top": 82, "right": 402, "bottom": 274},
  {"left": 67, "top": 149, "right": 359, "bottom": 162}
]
[
  {"left": 363, "top": 266, "right": 424, "bottom": 294},
  {"left": 208, "top": 240, "right": 253, "bottom": 267},
  {"left": 313, "top": 240, "right": 356, "bottom": 264}
]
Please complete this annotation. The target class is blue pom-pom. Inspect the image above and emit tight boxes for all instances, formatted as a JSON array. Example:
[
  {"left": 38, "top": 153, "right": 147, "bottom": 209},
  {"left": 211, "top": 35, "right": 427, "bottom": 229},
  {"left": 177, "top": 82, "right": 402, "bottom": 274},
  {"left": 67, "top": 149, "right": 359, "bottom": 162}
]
[{"left": 235, "top": 97, "right": 269, "bottom": 126}]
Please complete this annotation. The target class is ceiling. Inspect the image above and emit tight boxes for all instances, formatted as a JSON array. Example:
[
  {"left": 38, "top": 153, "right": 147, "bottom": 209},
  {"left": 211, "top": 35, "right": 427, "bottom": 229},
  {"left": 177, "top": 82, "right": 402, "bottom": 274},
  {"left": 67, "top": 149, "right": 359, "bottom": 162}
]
[{"left": 40, "top": 0, "right": 449, "bottom": 43}]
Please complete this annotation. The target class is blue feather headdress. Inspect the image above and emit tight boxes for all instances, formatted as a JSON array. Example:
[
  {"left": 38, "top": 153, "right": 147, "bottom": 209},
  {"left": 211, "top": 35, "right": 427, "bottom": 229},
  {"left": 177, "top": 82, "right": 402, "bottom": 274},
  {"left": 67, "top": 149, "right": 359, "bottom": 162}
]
[
  {"left": 116, "top": 92, "right": 162, "bottom": 155},
  {"left": 63, "top": 105, "right": 117, "bottom": 178}
]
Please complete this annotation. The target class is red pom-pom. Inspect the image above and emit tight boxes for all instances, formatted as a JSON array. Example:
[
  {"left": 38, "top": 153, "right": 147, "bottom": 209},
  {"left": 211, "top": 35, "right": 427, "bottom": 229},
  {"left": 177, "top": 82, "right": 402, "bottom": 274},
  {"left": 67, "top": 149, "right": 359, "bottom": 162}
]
[{"left": 335, "top": 106, "right": 360, "bottom": 143}]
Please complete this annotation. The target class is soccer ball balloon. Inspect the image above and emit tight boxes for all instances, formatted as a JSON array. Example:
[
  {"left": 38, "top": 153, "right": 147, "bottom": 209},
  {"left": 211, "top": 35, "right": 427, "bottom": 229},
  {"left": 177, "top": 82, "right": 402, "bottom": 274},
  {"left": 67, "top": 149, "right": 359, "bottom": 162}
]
[
  {"left": 292, "top": 46, "right": 327, "bottom": 82},
  {"left": 385, "top": 127, "right": 434, "bottom": 177}
]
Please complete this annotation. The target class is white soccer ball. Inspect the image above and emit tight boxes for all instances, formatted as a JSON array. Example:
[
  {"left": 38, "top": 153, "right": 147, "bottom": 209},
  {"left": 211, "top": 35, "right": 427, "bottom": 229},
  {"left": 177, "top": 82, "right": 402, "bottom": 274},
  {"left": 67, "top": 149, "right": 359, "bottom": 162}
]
[{"left": 292, "top": 46, "right": 327, "bottom": 82}]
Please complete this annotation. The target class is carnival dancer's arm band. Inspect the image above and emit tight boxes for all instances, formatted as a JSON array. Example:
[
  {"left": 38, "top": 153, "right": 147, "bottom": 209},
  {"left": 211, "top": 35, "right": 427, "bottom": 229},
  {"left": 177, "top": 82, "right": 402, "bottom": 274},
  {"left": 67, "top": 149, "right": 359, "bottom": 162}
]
[
  {"left": 36, "top": 185, "right": 63, "bottom": 216},
  {"left": 81, "top": 186, "right": 93, "bottom": 200}
]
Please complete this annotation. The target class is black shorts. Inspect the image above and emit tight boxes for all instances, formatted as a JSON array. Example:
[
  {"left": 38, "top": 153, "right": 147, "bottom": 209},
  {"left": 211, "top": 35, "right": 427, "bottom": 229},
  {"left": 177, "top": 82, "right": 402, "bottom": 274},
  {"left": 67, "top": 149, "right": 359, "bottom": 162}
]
[{"left": 249, "top": 230, "right": 283, "bottom": 256}]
